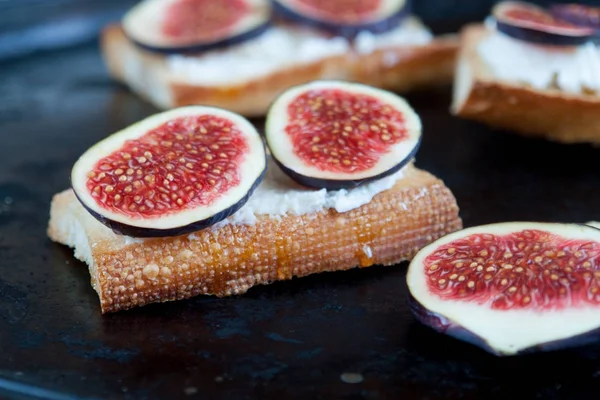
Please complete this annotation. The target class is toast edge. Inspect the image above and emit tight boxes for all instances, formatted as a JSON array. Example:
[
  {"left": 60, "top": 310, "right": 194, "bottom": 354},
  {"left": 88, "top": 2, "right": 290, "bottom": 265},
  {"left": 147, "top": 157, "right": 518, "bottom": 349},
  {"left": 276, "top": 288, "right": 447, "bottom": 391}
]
[
  {"left": 100, "top": 24, "right": 459, "bottom": 116},
  {"left": 48, "top": 166, "right": 462, "bottom": 313},
  {"left": 451, "top": 24, "right": 600, "bottom": 145}
]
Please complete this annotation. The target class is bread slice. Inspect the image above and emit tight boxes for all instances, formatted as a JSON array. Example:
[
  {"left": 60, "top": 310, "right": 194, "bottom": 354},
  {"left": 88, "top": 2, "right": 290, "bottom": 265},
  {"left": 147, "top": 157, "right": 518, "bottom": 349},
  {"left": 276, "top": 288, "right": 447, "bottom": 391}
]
[
  {"left": 452, "top": 24, "right": 600, "bottom": 145},
  {"left": 48, "top": 164, "right": 462, "bottom": 313},
  {"left": 101, "top": 23, "right": 458, "bottom": 117}
]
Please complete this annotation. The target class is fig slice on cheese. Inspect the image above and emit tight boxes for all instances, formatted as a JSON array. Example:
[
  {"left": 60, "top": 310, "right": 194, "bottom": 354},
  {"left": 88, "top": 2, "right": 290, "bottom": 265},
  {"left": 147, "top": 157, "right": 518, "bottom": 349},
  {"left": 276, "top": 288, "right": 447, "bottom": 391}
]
[
  {"left": 491, "top": 1, "right": 596, "bottom": 46},
  {"left": 265, "top": 80, "right": 421, "bottom": 190},
  {"left": 407, "top": 222, "right": 600, "bottom": 356},
  {"left": 71, "top": 106, "right": 266, "bottom": 237},
  {"left": 122, "top": 0, "right": 271, "bottom": 54},
  {"left": 272, "top": 0, "right": 410, "bottom": 38}
]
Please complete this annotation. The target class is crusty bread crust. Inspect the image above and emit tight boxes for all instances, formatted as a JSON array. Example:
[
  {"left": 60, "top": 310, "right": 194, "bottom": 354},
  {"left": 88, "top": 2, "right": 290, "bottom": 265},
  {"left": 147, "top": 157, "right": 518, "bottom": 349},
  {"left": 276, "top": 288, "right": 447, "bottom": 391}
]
[
  {"left": 101, "top": 24, "right": 458, "bottom": 116},
  {"left": 451, "top": 24, "right": 600, "bottom": 145},
  {"left": 48, "top": 165, "right": 462, "bottom": 313}
]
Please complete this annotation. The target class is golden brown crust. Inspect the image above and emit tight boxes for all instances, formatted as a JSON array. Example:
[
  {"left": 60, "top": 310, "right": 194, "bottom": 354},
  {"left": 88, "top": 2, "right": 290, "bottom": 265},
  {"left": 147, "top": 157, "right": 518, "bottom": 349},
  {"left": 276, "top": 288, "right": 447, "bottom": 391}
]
[
  {"left": 451, "top": 24, "right": 600, "bottom": 145},
  {"left": 101, "top": 24, "right": 458, "bottom": 116},
  {"left": 351, "top": 35, "right": 458, "bottom": 92},
  {"left": 48, "top": 165, "right": 462, "bottom": 313}
]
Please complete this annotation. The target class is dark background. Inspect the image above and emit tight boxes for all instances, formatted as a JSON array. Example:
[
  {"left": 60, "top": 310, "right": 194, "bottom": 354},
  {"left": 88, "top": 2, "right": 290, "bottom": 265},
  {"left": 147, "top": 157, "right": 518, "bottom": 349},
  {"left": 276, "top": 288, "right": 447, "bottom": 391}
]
[
  {"left": 1, "top": 0, "right": 599, "bottom": 61},
  {"left": 1, "top": 1, "right": 600, "bottom": 400}
]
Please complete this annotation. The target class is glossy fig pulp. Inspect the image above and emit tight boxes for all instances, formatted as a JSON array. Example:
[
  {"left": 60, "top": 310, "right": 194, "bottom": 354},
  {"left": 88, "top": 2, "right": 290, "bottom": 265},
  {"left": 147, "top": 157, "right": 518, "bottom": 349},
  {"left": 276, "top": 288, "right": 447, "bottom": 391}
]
[
  {"left": 492, "top": 1, "right": 596, "bottom": 46},
  {"left": 407, "top": 222, "right": 600, "bottom": 356},
  {"left": 273, "top": 0, "right": 409, "bottom": 37},
  {"left": 71, "top": 106, "right": 266, "bottom": 237},
  {"left": 123, "top": 0, "right": 271, "bottom": 53},
  {"left": 265, "top": 80, "right": 421, "bottom": 190},
  {"left": 550, "top": 4, "right": 600, "bottom": 37}
]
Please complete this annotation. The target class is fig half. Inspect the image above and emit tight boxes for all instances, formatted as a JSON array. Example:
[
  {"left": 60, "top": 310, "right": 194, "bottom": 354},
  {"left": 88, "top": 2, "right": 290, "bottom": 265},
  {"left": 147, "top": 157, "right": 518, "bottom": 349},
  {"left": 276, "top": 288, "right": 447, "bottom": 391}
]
[
  {"left": 550, "top": 4, "right": 600, "bottom": 35},
  {"left": 71, "top": 106, "right": 266, "bottom": 238},
  {"left": 492, "top": 1, "right": 596, "bottom": 46},
  {"left": 407, "top": 222, "right": 600, "bottom": 356},
  {"left": 272, "top": 0, "right": 409, "bottom": 38},
  {"left": 265, "top": 80, "right": 422, "bottom": 190},
  {"left": 122, "top": 0, "right": 271, "bottom": 54}
]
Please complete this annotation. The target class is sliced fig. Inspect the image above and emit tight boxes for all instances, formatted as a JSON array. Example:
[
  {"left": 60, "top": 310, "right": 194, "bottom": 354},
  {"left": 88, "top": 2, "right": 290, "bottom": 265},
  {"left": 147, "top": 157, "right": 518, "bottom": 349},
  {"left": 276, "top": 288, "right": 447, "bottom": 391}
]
[
  {"left": 272, "top": 0, "right": 409, "bottom": 38},
  {"left": 550, "top": 4, "right": 600, "bottom": 33},
  {"left": 407, "top": 222, "right": 600, "bottom": 356},
  {"left": 492, "top": 1, "right": 596, "bottom": 46},
  {"left": 587, "top": 221, "right": 600, "bottom": 231},
  {"left": 265, "top": 80, "right": 421, "bottom": 190},
  {"left": 71, "top": 106, "right": 266, "bottom": 237},
  {"left": 122, "top": 0, "right": 271, "bottom": 54}
]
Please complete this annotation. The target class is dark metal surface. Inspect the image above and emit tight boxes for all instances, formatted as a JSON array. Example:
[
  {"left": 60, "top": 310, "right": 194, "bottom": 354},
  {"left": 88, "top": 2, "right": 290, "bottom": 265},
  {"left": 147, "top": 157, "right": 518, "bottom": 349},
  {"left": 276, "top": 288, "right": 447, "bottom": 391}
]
[{"left": 1, "top": 32, "right": 600, "bottom": 400}]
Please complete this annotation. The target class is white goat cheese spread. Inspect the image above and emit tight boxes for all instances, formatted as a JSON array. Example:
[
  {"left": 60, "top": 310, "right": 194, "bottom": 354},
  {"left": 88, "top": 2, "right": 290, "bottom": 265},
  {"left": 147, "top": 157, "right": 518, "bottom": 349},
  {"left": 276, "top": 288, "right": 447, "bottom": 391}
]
[
  {"left": 478, "top": 24, "right": 600, "bottom": 94},
  {"left": 210, "top": 158, "right": 407, "bottom": 228},
  {"left": 166, "top": 17, "right": 433, "bottom": 86},
  {"left": 122, "top": 158, "right": 408, "bottom": 244}
]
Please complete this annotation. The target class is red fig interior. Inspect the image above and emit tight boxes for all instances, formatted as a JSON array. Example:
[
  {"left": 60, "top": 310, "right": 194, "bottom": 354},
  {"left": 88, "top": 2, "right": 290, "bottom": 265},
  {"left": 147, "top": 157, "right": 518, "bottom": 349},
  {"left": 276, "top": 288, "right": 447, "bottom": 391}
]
[
  {"left": 162, "top": 0, "right": 250, "bottom": 43},
  {"left": 265, "top": 80, "right": 421, "bottom": 188},
  {"left": 550, "top": 4, "right": 600, "bottom": 30},
  {"left": 71, "top": 106, "right": 266, "bottom": 236},
  {"left": 407, "top": 222, "right": 600, "bottom": 356},
  {"left": 274, "top": 0, "right": 407, "bottom": 30},
  {"left": 285, "top": 88, "right": 408, "bottom": 174},
  {"left": 493, "top": 1, "right": 595, "bottom": 36},
  {"left": 292, "top": 0, "right": 383, "bottom": 23},
  {"left": 85, "top": 115, "right": 248, "bottom": 218},
  {"left": 122, "top": 0, "right": 270, "bottom": 52}
]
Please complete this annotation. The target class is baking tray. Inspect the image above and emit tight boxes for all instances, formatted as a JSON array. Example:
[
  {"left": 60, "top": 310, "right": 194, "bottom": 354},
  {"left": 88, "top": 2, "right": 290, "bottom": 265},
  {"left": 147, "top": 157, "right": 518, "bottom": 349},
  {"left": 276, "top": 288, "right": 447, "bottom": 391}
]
[{"left": 1, "top": 19, "right": 600, "bottom": 400}]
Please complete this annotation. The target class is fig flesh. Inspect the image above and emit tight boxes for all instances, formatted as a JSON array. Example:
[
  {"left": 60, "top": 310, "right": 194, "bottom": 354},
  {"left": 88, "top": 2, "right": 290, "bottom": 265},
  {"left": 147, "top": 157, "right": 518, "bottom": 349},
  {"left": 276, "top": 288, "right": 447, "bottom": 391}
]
[
  {"left": 71, "top": 106, "right": 266, "bottom": 237},
  {"left": 272, "top": 0, "right": 409, "bottom": 38},
  {"left": 492, "top": 1, "right": 596, "bottom": 46},
  {"left": 122, "top": 0, "right": 271, "bottom": 54},
  {"left": 265, "top": 80, "right": 421, "bottom": 190},
  {"left": 407, "top": 222, "right": 600, "bottom": 356},
  {"left": 550, "top": 4, "right": 600, "bottom": 36}
]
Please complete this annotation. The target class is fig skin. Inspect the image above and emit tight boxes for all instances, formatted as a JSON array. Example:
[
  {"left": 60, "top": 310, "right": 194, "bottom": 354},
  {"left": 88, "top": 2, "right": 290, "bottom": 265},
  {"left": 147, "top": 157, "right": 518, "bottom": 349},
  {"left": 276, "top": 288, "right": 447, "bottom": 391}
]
[
  {"left": 272, "top": 0, "right": 411, "bottom": 38},
  {"left": 128, "top": 23, "right": 271, "bottom": 54},
  {"left": 492, "top": 1, "right": 596, "bottom": 46},
  {"left": 550, "top": 4, "right": 600, "bottom": 31},
  {"left": 550, "top": 4, "right": 600, "bottom": 43},
  {"left": 406, "top": 222, "right": 600, "bottom": 357},
  {"left": 408, "top": 292, "right": 600, "bottom": 357},
  {"left": 264, "top": 80, "right": 423, "bottom": 191},
  {"left": 270, "top": 138, "right": 420, "bottom": 190},
  {"left": 495, "top": 20, "right": 594, "bottom": 46},
  {"left": 72, "top": 159, "right": 267, "bottom": 238},
  {"left": 71, "top": 105, "right": 268, "bottom": 238},
  {"left": 122, "top": 0, "right": 272, "bottom": 54}
]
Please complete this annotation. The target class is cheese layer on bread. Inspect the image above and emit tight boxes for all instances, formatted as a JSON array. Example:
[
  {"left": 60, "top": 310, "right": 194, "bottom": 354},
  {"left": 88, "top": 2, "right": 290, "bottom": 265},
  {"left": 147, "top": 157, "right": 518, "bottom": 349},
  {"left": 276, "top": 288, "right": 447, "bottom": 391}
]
[
  {"left": 167, "top": 17, "right": 433, "bottom": 86},
  {"left": 121, "top": 157, "right": 410, "bottom": 244},
  {"left": 478, "top": 25, "right": 600, "bottom": 95}
]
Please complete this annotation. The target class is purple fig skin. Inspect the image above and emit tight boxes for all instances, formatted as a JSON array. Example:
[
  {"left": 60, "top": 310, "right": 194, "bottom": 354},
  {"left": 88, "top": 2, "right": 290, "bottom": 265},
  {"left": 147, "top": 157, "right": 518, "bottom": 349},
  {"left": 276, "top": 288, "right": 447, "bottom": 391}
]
[
  {"left": 272, "top": 0, "right": 411, "bottom": 39},
  {"left": 72, "top": 156, "right": 267, "bottom": 238},
  {"left": 127, "top": 22, "right": 271, "bottom": 54},
  {"left": 550, "top": 4, "right": 600, "bottom": 30},
  {"left": 492, "top": 1, "right": 596, "bottom": 46},
  {"left": 269, "top": 135, "right": 421, "bottom": 191},
  {"left": 407, "top": 293, "right": 600, "bottom": 357},
  {"left": 585, "top": 223, "right": 600, "bottom": 232},
  {"left": 550, "top": 4, "right": 600, "bottom": 44},
  {"left": 495, "top": 19, "right": 594, "bottom": 46}
]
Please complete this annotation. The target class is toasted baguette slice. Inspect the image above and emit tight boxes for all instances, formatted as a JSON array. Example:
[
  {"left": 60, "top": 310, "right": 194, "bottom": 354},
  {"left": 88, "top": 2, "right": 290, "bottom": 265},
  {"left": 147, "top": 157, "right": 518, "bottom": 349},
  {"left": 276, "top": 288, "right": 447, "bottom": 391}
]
[
  {"left": 101, "top": 24, "right": 458, "bottom": 117},
  {"left": 451, "top": 24, "right": 600, "bottom": 145},
  {"left": 48, "top": 165, "right": 462, "bottom": 313}
]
